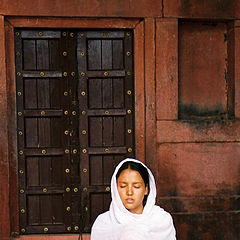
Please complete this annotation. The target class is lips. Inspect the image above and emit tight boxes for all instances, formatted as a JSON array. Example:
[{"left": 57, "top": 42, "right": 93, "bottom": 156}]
[{"left": 125, "top": 198, "right": 134, "bottom": 204}]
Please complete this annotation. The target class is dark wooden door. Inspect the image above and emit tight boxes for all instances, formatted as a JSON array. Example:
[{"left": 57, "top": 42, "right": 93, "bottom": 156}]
[{"left": 15, "top": 29, "right": 134, "bottom": 234}]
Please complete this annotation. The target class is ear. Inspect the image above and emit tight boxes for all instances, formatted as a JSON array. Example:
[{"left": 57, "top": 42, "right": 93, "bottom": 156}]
[{"left": 144, "top": 185, "right": 148, "bottom": 195}]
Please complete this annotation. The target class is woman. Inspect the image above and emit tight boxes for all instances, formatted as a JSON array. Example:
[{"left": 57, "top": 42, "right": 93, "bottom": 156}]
[{"left": 91, "top": 158, "right": 176, "bottom": 240}]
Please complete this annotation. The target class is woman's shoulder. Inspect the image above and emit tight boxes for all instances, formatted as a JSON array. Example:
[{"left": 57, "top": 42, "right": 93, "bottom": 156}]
[
  {"left": 92, "top": 210, "right": 111, "bottom": 226},
  {"left": 152, "top": 205, "right": 174, "bottom": 223},
  {"left": 153, "top": 205, "right": 172, "bottom": 215}
]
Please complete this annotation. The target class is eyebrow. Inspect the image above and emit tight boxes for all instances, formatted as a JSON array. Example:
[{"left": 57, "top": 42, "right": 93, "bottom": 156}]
[{"left": 118, "top": 181, "right": 143, "bottom": 184}]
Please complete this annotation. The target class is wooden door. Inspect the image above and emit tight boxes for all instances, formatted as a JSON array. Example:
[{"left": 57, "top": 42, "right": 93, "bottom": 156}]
[{"left": 15, "top": 29, "right": 134, "bottom": 234}]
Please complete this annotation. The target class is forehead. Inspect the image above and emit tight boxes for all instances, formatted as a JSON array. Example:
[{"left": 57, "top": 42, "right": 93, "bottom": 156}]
[{"left": 117, "top": 168, "right": 144, "bottom": 183}]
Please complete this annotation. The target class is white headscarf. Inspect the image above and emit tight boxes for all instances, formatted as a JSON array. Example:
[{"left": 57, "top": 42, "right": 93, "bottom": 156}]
[{"left": 91, "top": 158, "right": 176, "bottom": 240}]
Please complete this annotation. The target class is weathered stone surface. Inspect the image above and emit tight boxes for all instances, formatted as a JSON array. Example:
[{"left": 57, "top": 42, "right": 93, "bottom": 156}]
[
  {"left": 164, "top": 0, "right": 238, "bottom": 19},
  {"left": 0, "top": 15, "right": 10, "bottom": 240},
  {"left": 157, "top": 120, "right": 240, "bottom": 143},
  {"left": 156, "top": 19, "right": 178, "bottom": 120},
  {"left": 0, "top": 0, "right": 162, "bottom": 17},
  {"left": 157, "top": 143, "right": 240, "bottom": 196},
  {"left": 172, "top": 212, "right": 240, "bottom": 240}
]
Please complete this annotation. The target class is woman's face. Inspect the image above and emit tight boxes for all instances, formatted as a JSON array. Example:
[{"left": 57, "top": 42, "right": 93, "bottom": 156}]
[{"left": 117, "top": 168, "right": 148, "bottom": 214}]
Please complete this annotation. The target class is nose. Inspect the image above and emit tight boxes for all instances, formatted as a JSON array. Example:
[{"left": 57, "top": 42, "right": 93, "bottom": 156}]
[{"left": 126, "top": 186, "right": 133, "bottom": 196}]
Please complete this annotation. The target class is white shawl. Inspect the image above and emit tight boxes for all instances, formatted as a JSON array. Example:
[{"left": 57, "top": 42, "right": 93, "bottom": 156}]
[{"left": 91, "top": 158, "right": 176, "bottom": 240}]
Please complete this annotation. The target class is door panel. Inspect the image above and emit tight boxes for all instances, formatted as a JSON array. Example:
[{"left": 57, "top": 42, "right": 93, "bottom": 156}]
[
  {"left": 15, "top": 29, "right": 75, "bottom": 234},
  {"left": 15, "top": 29, "right": 134, "bottom": 234},
  {"left": 77, "top": 30, "right": 134, "bottom": 231}
]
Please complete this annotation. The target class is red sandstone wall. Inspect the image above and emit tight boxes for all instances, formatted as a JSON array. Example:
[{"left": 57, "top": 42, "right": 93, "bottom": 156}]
[
  {"left": 155, "top": 16, "right": 240, "bottom": 239},
  {"left": 0, "top": 1, "right": 240, "bottom": 240}
]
